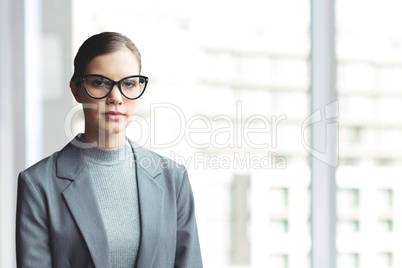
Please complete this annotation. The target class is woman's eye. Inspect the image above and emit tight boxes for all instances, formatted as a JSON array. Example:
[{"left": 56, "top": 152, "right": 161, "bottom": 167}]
[
  {"left": 122, "top": 80, "right": 137, "bottom": 88},
  {"left": 92, "top": 79, "right": 106, "bottom": 87}
]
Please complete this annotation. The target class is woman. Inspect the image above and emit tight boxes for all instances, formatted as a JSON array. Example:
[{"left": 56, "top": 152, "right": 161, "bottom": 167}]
[{"left": 16, "top": 32, "right": 203, "bottom": 268}]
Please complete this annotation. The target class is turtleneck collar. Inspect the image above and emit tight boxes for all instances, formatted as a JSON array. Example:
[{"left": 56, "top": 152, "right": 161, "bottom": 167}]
[{"left": 75, "top": 133, "right": 132, "bottom": 166}]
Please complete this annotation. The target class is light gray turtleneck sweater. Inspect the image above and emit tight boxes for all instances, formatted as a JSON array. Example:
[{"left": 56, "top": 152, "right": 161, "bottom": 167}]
[{"left": 78, "top": 135, "right": 140, "bottom": 268}]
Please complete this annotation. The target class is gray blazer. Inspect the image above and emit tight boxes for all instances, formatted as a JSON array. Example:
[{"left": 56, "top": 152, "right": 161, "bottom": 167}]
[{"left": 16, "top": 138, "right": 203, "bottom": 268}]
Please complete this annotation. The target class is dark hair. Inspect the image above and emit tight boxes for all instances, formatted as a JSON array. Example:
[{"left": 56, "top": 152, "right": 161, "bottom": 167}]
[{"left": 71, "top": 32, "right": 142, "bottom": 81}]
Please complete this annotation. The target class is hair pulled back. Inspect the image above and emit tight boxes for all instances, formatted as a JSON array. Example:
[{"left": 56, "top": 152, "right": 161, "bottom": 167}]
[{"left": 71, "top": 32, "right": 142, "bottom": 81}]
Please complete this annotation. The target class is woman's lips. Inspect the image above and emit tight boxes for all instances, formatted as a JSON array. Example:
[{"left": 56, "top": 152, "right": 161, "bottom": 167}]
[{"left": 104, "top": 111, "right": 125, "bottom": 121}]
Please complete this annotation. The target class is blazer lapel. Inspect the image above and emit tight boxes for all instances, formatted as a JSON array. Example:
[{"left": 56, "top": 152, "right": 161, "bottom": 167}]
[
  {"left": 57, "top": 141, "right": 111, "bottom": 268},
  {"left": 130, "top": 142, "right": 164, "bottom": 267}
]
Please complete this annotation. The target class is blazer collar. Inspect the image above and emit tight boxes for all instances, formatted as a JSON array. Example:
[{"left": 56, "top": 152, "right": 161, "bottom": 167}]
[
  {"left": 56, "top": 137, "right": 162, "bottom": 180},
  {"left": 57, "top": 136, "right": 164, "bottom": 267}
]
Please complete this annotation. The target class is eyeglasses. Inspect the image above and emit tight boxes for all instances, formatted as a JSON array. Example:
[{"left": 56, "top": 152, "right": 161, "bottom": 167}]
[{"left": 73, "top": 74, "right": 149, "bottom": 100}]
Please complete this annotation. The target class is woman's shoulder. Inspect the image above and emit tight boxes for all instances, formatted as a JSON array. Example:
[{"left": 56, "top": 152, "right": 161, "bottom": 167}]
[
  {"left": 19, "top": 139, "right": 81, "bottom": 181},
  {"left": 129, "top": 140, "right": 187, "bottom": 176},
  {"left": 20, "top": 151, "right": 59, "bottom": 178}
]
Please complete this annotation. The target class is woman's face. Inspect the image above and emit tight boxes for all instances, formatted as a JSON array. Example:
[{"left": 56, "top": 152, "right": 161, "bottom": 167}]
[{"left": 70, "top": 47, "right": 140, "bottom": 140}]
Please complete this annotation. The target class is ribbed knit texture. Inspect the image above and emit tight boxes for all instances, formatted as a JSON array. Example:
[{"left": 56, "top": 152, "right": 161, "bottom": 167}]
[{"left": 77, "top": 134, "right": 140, "bottom": 268}]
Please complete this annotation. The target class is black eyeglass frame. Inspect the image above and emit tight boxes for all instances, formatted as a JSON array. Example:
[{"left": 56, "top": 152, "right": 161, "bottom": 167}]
[{"left": 73, "top": 74, "right": 149, "bottom": 100}]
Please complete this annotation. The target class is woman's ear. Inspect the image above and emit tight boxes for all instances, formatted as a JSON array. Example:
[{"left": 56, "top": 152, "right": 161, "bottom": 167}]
[{"left": 70, "top": 80, "right": 83, "bottom": 103}]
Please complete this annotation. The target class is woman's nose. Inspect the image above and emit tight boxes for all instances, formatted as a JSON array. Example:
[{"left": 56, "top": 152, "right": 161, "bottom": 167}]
[{"left": 106, "top": 84, "right": 123, "bottom": 104}]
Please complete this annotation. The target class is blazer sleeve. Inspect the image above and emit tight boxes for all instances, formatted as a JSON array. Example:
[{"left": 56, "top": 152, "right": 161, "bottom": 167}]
[
  {"left": 16, "top": 171, "right": 52, "bottom": 267},
  {"left": 174, "top": 169, "right": 203, "bottom": 268}
]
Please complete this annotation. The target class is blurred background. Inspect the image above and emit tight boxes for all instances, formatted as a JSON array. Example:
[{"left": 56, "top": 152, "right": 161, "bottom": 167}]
[{"left": 1, "top": 0, "right": 402, "bottom": 267}]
